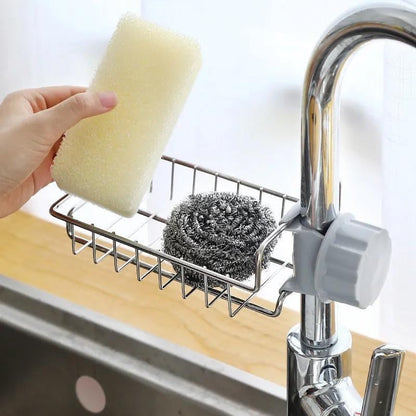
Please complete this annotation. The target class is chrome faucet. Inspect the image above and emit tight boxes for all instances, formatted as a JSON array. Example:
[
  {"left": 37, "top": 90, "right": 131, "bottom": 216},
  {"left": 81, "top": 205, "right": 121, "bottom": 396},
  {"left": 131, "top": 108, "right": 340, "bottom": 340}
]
[{"left": 287, "top": 5, "right": 415, "bottom": 415}]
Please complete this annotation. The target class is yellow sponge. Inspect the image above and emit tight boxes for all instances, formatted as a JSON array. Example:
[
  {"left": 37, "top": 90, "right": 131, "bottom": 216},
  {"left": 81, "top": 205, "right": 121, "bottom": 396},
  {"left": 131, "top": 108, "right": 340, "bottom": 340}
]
[{"left": 52, "top": 14, "right": 201, "bottom": 217}]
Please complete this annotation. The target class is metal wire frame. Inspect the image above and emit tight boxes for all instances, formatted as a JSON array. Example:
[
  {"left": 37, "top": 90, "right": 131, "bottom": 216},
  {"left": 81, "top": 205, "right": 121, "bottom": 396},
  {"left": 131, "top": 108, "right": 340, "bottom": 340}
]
[{"left": 50, "top": 155, "right": 298, "bottom": 318}]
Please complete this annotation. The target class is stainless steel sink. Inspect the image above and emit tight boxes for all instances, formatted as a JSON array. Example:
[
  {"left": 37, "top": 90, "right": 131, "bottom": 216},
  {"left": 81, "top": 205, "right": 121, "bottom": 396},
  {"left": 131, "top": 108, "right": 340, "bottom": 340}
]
[{"left": 0, "top": 275, "right": 286, "bottom": 415}]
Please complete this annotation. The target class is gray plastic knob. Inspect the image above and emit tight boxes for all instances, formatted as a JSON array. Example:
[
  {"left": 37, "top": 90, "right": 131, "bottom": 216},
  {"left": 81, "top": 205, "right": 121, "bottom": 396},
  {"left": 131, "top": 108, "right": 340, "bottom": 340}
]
[{"left": 314, "top": 214, "right": 392, "bottom": 308}]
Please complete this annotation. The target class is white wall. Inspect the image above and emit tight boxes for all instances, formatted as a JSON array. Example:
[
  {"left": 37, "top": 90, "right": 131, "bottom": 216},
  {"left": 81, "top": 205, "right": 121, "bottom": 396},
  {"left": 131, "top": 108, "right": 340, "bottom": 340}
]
[{"left": 381, "top": 41, "right": 416, "bottom": 351}]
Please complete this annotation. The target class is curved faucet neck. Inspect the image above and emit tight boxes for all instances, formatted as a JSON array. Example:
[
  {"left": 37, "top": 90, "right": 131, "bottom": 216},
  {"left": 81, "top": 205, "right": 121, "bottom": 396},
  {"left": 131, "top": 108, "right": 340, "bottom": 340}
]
[
  {"left": 290, "top": 6, "right": 414, "bottom": 414},
  {"left": 300, "top": 6, "right": 416, "bottom": 232}
]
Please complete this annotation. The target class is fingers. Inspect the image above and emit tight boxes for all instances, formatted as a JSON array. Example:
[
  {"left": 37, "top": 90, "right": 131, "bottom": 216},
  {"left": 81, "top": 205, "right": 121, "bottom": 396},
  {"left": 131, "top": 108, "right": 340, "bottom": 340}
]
[
  {"left": 30, "top": 91, "right": 117, "bottom": 143},
  {"left": 2, "top": 86, "right": 88, "bottom": 113},
  {"left": 24, "top": 86, "right": 88, "bottom": 111}
]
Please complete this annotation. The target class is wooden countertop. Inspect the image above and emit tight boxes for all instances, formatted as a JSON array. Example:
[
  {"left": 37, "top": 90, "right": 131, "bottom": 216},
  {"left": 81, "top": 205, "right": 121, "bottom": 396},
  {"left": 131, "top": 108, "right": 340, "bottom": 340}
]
[{"left": 0, "top": 211, "right": 415, "bottom": 415}]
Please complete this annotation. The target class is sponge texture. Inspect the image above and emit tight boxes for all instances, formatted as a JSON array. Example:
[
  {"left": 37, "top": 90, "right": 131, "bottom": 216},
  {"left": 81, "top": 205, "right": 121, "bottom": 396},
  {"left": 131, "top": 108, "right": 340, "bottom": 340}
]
[{"left": 52, "top": 15, "right": 201, "bottom": 217}]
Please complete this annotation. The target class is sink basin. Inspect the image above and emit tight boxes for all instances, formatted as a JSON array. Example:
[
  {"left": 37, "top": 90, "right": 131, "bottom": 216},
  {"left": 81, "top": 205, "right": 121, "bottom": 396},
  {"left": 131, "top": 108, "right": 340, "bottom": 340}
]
[{"left": 0, "top": 275, "right": 286, "bottom": 415}]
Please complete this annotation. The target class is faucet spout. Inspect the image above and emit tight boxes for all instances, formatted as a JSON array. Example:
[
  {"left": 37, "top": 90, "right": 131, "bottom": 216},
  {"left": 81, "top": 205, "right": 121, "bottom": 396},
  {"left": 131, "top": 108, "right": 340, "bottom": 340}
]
[
  {"left": 288, "top": 6, "right": 415, "bottom": 415},
  {"left": 301, "top": 6, "right": 416, "bottom": 232}
]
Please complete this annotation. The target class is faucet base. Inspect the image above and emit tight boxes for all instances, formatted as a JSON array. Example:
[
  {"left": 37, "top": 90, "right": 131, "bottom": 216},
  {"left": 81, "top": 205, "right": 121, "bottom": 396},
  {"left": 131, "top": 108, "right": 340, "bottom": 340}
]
[{"left": 287, "top": 325, "right": 362, "bottom": 415}]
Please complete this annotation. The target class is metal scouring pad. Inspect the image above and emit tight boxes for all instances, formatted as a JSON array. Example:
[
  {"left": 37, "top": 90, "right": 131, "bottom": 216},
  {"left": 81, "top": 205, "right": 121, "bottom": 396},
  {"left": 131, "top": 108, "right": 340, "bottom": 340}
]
[{"left": 162, "top": 192, "right": 278, "bottom": 288}]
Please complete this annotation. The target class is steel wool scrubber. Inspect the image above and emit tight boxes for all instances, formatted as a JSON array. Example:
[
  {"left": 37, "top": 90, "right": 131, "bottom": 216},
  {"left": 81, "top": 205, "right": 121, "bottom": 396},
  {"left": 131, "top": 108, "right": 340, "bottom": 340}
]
[{"left": 163, "top": 192, "right": 278, "bottom": 288}]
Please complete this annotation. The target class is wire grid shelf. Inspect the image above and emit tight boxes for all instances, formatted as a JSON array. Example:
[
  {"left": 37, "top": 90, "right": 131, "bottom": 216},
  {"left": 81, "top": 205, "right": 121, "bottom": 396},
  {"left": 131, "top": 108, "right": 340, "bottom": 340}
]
[{"left": 50, "top": 155, "right": 298, "bottom": 318}]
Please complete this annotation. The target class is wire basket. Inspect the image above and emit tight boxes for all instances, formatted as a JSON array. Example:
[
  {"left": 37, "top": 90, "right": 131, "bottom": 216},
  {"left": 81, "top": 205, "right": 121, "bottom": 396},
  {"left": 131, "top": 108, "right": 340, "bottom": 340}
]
[{"left": 50, "top": 156, "right": 298, "bottom": 318}]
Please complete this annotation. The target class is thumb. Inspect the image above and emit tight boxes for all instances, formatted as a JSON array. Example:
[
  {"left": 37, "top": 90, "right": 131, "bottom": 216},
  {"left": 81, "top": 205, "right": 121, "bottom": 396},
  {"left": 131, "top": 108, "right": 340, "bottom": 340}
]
[{"left": 31, "top": 91, "right": 117, "bottom": 142}]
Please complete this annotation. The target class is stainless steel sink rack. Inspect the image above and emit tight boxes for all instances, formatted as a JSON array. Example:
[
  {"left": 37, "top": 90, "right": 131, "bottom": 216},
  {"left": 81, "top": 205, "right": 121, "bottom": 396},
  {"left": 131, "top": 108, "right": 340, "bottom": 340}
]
[{"left": 50, "top": 155, "right": 298, "bottom": 319}]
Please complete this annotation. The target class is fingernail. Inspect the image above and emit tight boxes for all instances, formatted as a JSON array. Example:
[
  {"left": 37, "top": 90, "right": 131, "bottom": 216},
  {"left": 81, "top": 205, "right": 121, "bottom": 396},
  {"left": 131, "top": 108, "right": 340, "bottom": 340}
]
[{"left": 97, "top": 91, "right": 117, "bottom": 109}]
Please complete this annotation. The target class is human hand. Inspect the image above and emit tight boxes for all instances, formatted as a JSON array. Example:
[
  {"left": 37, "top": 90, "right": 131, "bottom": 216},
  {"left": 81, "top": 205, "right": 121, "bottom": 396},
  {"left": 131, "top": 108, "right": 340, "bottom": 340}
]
[{"left": 0, "top": 86, "right": 117, "bottom": 218}]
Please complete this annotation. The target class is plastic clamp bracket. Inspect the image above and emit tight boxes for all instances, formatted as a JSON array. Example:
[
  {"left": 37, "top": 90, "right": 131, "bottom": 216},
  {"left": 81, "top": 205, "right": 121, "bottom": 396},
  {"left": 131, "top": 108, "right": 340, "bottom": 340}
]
[{"left": 280, "top": 203, "right": 392, "bottom": 308}]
